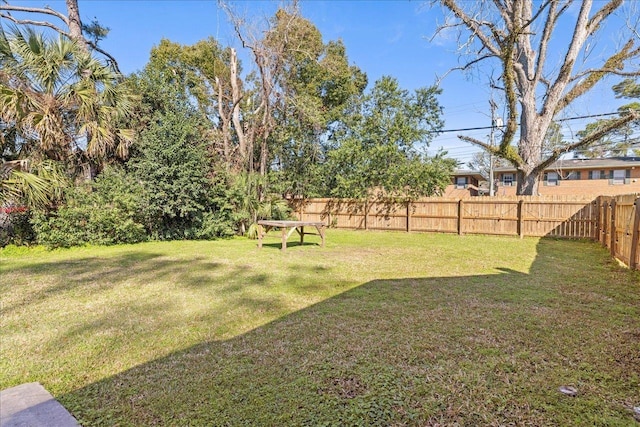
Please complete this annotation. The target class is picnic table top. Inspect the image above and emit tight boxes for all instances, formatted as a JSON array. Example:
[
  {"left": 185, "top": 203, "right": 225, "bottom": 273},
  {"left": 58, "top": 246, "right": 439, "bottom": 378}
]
[{"left": 257, "top": 220, "right": 325, "bottom": 227}]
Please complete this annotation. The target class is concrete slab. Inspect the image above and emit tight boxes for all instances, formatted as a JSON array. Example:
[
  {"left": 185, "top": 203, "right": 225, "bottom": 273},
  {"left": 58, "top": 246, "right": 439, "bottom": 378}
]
[{"left": 0, "top": 382, "right": 80, "bottom": 427}]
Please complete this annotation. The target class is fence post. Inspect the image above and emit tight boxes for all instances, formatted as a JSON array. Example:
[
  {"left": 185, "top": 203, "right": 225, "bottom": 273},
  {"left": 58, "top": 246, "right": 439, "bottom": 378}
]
[
  {"left": 517, "top": 199, "right": 525, "bottom": 239},
  {"left": 364, "top": 200, "right": 368, "bottom": 230},
  {"left": 610, "top": 199, "right": 617, "bottom": 257},
  {"left": 594, "top": 197, "right": 601, "bottom": 242},
  {"left": 406, "top": 201, "right": 412, "bottom": 233},
  {"left": 601, "top": 199, "right": 609, "bottom": 247},
  {"left": 629, "top": 197, "right": 640, "bottom": 270},
  {"left": 457, "top": 200, "right": 464, "bottom": 235}
]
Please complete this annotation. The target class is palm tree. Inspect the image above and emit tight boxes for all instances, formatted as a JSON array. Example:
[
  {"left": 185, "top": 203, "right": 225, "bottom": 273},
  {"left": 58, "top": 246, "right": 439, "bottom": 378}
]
[
  {"left": 1, "top": 159, "right": 66, "bottom": 210},
  {"left": 0, "top": 26, "right": 134, "bottom": 173}
]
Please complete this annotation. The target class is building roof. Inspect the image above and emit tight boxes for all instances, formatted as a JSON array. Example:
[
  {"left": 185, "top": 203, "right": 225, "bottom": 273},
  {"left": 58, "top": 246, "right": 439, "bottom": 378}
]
[
  {"left": 452, "top": 169, "right": 485, "bottom": 180},
  {"left": 494, "top": 157, "right": 640, "bottom": 173}
]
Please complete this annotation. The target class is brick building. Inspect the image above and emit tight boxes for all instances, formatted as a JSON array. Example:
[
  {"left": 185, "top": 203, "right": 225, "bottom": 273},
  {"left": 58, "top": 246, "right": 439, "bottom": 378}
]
[
  {"left": 444, "top": 170, "right": 487, "bottom": 198},
  {"left": 444, "top": 157, "right": 640, "bottom": 197}
]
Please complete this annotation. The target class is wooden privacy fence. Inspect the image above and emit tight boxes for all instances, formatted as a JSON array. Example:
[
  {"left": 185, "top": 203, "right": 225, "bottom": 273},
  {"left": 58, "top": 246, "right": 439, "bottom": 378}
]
[
  {"left": 598, "top": 194, "right": 640, "bottom": 269},
  {"left": 290, "top": 195, "right": 640, "bottom": 270}
]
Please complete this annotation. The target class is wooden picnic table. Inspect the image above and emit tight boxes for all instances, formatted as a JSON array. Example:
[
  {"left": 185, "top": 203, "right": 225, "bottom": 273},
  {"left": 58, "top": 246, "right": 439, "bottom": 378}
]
[{"left": 257, "top": 220, "right": 326, "bottom": 251}]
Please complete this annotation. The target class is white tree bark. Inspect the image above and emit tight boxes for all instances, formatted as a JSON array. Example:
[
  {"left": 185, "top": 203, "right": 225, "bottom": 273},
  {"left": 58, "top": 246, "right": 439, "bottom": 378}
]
[
  {"left": 439, "top": 0, "right": 640, "bottom": 195},
  {"left": 219, "top": 0, "right": 287, "bottom": 177},
  {"left": 229, "top": 49, "right": 248, "bottom": 168}
]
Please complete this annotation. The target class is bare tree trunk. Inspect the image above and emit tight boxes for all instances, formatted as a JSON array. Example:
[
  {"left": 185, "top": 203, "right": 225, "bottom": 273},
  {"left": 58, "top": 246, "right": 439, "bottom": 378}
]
[
  {"left": 259, "top": 131, "right": 269, "bottom": 177},
  {"left": 64, "top": 0, "right": 86, "bottom": 50},
  {"left": 517, "top": 170, "right": 539, "bottom": 196},
  {"left": 215, "top": 77, "right": 232, "bottom": 166},
  {"left": 229, "top": 49, "right": 247, "bottom": 169},
  {"left": 220, "top": 0, "right": 290, "bottom": 178},
  {"left": 0, "top": 0, "right": 120, "bottom": 71}
]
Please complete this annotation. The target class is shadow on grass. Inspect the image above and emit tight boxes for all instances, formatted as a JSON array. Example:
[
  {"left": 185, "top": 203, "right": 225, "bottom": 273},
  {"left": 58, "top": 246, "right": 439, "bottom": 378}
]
[
  {"left": 52, "top": 239, "right": 640, "bottom": 426},
  {"left": 0, "top": 252, "right": 225, "bottom": 315},
  {"left": 259, "top": 241, "right": 324, "bottom": 250}
]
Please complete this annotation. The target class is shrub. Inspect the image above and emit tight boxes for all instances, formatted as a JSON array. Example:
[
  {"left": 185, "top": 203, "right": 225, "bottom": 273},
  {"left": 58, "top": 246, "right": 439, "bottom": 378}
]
[
  {"left": 0, "top": 209, "right": 36, "bottom": 247},
  {"left": 31, "top": 167, "right": 147, "bottom": 248}
]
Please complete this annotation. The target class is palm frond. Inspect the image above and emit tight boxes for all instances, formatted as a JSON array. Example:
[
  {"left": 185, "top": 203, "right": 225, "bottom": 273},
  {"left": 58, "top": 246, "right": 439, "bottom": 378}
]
[{"left": 0, "top": 159, "right": 67, "bottom": 209}]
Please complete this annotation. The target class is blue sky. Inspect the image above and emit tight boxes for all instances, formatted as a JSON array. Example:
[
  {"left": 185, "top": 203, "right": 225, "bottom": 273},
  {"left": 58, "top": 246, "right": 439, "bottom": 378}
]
[{"left": 2, "top": 0, "right": 634, "bottom": 165}]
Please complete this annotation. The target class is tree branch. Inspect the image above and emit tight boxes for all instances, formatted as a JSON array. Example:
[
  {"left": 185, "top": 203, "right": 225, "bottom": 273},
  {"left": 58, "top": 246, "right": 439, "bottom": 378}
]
[
  {"left": 499, "top": 31, "right": 520, "bottom": 156},
  {"left": 585, "top": 0, "right": 623, "bottom": 36},
  {"left": 86, "top": 39, "right": 121, "bottom": 73},
  {"left": 540, "top": 0, "right": 592, "bottom": 117},
  {"left": 457, "top": 135, "right": 494, "bottom": 151},
  {"left": 0, "top": 4, "right": 69, "bottom": 24},
  {"left": 491, "top": 0, "right": 511, "bottom": 27},
  {"left": 457, "top": 134, "right": 522, "bottom": 168},
  {"left": 434, "top": 53, "right": 494, "bottom": 85},
  {"left": 440, "top": 0, "right": 503, "bottom": 56},
  {"left": 535, "top": 111, "right": 640, "bottom": 172},
  {"left": 556, "top": 40, "right": 640, "bottom": 112},
  {"left": 1, "top": 3, "right": 121, "bottom": 73},
  {"left": 571, "top": 67, "right": 640, "bottom": 81},
  {"left": 533, "top": 0, "right": 558, "bottom": 85},
  {"left": 0, "top": 13, "right": 69, "bottom": 37}
]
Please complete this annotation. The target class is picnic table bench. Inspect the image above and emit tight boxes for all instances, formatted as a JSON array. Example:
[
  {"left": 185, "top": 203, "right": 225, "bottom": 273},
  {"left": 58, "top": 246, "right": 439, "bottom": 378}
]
[{"left": 257, "top": 220, "right": 326, "bottom": 251}]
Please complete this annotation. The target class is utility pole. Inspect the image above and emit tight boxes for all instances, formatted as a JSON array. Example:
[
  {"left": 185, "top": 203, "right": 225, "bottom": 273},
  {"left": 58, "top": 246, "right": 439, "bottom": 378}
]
[{"left": 489, "top": 99, "right": 497, "bottom": 197}]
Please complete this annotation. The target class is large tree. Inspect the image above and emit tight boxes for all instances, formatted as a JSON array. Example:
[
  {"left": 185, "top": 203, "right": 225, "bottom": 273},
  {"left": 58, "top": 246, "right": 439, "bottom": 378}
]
[
  {"left": 128, "top": 38, "right": 233, "bottom": 168},
  {"left": 221, "top": 1, "right": 366, "bottom": 183},
  {"left": 438, "top": 0, "right": 640, "bottom": 195},
  {"left": 324, "top": 76, "right": 455, "bottom": 199},
  {"left": 265, "top": 9, "right": 367, "bottom": 196},
  {"left": 0, "top": 26, "right": 133, "bottom": 175}
]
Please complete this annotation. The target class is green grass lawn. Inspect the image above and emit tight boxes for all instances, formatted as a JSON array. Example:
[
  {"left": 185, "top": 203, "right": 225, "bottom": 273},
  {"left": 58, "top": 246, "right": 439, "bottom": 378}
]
[{"left": 1, "top": 230, "right": 639, "bottom": 426}]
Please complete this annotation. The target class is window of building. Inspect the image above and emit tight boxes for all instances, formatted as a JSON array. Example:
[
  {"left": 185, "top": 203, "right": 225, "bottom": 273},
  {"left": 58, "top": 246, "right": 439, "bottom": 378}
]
[
  {"left": 544, "top": 171, "right": 558, "bottom": 186},
  {"left": 565, "top": 171, "right": 581, "bottom": 180},
  {"left": 588, "top": 170, "right": 604, "bottom": 179},
  {"left": 456, "top": 176, "right": 468, "bottom": 189},
  {"left": 610, "top": 169, "right": 629, "bottom": 185},
  {"left": 502, "top": 173, "right": 514, "bottom": 186}
]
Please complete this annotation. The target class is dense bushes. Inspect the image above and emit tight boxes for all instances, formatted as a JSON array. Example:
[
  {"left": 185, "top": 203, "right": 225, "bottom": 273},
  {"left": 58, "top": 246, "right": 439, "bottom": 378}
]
[
  {"left": 30, "top": 168, "right": 147, "bottom": 248},
  {"left": 27, "top": 166, "right": 249, "bottom": 248},
  {"left": 0, "top": 209, "right": 35, "bottom": 247},
  {"left": 3, "top": 108, "right": 292, "bottom": 248}
]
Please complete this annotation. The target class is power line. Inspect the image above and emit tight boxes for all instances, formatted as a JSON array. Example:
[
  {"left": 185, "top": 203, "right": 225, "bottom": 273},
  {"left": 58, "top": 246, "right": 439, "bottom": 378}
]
[{"left": 437, "top": 111, "right": 624, "bottom": 134}]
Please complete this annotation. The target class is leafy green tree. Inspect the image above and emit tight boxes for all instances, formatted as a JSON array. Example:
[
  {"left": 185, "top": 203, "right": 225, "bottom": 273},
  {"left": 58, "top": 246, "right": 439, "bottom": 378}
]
[
  {"left": 267, "top": 13, "right": 368, "bottom": 197},
  {"left": 0, "top": 26, "right": 133, "bottom": 173},
  {"left": 127, "top": 37, "right": 248, "bottom": 173},
  {"left": 128, "top": 105, "right": 214, "bottom": 239},
  {"left": 575, "top": 80, "right": 640, "bottom": 158},
  {"left": 142, "top": 38, "right": 231, "bottom": 121},
  {"left": 324, "top": 76, "right": 455, "bottom": 199},
  {"left": 223, "top": 3, "right": 367, "bottom": 182}
]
